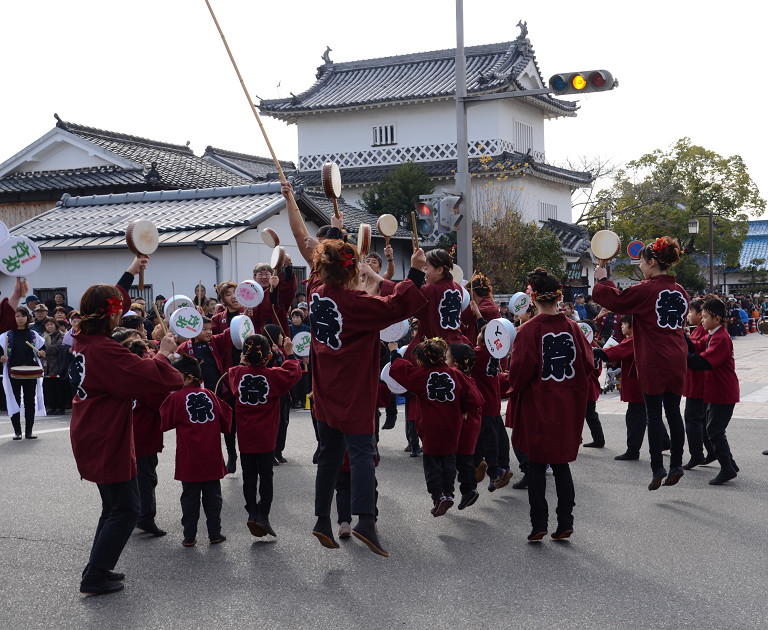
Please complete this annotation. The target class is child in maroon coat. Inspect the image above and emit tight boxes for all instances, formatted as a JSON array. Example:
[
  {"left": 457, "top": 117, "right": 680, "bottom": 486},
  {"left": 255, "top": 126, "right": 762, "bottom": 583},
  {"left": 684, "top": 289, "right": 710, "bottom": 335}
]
[
  {"left": 509, "top": 268, "right": 594, "bottom": 542},
  {"left": 228, "top": 334, "right": 301, "bottom": 538},
  {"left": 593, "top": 236, "right": 690, "bottom": 491},
  {"left": 161, "top": 356, "right": 232, "bottom": 546},
  {"left": 686, "top": 298, "right": 740, "bottom": 485},
  {"left": 391, "top": 338, "right": 483, "bottom": 517}
]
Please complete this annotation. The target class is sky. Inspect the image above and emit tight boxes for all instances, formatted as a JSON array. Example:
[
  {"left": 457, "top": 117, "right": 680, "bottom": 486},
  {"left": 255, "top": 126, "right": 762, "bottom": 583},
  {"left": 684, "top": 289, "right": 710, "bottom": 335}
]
[{"left": 1, "top": 1, "right": 766, "bottom": 221}]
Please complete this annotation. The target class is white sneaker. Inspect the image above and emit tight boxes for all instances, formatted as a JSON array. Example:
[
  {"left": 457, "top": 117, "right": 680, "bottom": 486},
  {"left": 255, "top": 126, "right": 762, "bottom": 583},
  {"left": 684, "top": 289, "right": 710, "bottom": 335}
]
[{"left": 338, "top": 522, "right": 352, "bottom": 539}]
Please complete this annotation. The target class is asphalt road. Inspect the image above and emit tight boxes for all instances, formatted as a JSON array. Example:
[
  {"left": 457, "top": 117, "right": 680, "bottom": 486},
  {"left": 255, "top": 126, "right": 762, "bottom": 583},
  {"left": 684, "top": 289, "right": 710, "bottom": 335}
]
[{"left": 1, "top": 407, "right": 768, "bottom": 630}]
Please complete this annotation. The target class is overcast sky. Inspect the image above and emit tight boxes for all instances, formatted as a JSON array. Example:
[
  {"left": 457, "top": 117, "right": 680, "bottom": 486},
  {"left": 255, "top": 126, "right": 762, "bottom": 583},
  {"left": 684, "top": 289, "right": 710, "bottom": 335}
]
[{"left": 1, "top": 1, "right": 765, "bottom": 220}]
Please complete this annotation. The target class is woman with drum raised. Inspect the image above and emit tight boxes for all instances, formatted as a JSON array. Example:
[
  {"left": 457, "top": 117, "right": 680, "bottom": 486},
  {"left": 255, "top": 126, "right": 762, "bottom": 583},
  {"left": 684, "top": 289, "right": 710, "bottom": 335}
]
[
  {"left": 0, "top": 307, "right": 46, "bottom": 440},
  {"left": 280, "top": 180, "right": 428, "bottom": 557},
  {"left": 593, "top": 237, "right": 689, "bottom": 490},
  {"left": 70, "top": 257, "right": 183, "bottom": 595},
  {"left": 460, "top": 272, "right": 501, "bottom": 346},
  {"left": 508, "top": 268, "right": 594, "bottom": 542}
]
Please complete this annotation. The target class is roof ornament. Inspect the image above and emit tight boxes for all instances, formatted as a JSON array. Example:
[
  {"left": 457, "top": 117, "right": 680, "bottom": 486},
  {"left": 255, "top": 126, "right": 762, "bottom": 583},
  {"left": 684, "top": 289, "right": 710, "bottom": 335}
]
[
  {"left": 477, "top": 70, "right": 497, "bottom": 85},
  {"left": 316, "top": 46, "right": 334, "bottom": 79},
  {"left": 53, "top": 113, "right": 69, "bottom": 131},
  {"left": 515, "top": 20, "right": 531, "bottom": 54},
  {"left": 144, "top": 161, "right": 161, "bottom": 186}
]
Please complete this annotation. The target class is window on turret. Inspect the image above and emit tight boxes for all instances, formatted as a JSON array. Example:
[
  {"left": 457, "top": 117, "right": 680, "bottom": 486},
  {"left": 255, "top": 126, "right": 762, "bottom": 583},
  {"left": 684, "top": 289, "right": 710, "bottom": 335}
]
[
  {"left": 514, "top": 121, "right": 534, "bottom": 154},
  {"left": 372, "top": 124, "right": 397, "bottom": 146},
  {"left": 539, "top": 202, "right": 558, "bottom": 223}
]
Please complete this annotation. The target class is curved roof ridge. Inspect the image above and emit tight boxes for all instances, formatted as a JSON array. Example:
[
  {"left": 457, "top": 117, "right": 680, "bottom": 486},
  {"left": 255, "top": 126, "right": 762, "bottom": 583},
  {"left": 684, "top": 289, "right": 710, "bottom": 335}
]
[{"left": 58, "top": 119, "right": 194, "bottom": 155}]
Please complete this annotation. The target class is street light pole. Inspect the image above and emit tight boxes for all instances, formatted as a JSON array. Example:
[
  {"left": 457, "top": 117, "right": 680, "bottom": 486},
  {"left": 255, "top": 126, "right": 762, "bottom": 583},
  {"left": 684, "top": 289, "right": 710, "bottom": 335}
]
[
  {"left": 708, "top": 210, "right": 714, "bottom": 292},
  {"left": 455, "top": 0, "right": 472, "bottom": 275}
]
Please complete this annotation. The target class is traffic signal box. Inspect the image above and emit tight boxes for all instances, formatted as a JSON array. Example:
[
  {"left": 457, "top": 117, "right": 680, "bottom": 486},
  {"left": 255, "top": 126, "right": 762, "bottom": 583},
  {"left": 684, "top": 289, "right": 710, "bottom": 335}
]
[{"left": 548, "top": 70, "right": 617, "bottom": 96}]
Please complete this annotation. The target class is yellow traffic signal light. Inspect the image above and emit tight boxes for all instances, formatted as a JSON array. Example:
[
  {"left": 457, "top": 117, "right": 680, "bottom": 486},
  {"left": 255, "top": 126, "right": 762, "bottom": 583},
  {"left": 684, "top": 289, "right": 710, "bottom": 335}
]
[{"left": 549, "top": 70, "right": 617, "bottom": 95}]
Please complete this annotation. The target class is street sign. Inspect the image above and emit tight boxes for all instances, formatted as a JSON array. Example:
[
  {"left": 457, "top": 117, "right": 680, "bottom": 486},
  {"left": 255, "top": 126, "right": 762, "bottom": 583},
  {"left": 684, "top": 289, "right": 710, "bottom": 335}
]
[{"left": 627, "top": 240, "right": 644, "bottom": 259}]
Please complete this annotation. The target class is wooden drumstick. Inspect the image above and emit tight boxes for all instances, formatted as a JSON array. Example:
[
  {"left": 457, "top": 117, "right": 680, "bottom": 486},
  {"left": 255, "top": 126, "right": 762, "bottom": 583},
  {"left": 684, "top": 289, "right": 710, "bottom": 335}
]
[
  {"left": 204, "top": 0, "right": 286, "bottom": 183},
  {"left": 25, "top": 341, "right": 38, "bottom": 353},
  {"left": 138, "top": 256, "right": 146, "bottom": 291},
  {"left": 410, "top": 211, "right": 419, "bottom": 252}
]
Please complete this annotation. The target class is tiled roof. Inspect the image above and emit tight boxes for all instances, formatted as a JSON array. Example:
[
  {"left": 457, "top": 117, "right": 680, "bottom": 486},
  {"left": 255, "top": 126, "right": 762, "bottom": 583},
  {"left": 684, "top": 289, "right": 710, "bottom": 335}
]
[
  {"left": 281, "top": 151, "right": 591, "bottom": 189},
  {"left": 545, "top": 219, "right": 591, "bottom": 257},
  {"left": 0, "top": 165, "right": 146, "bottom": 193},
  {"left": 739, "top": 220, "right": 768, "bottom": 270},
  {"left": 8, "top": 183, "right": 329, "bottom": 250},
  {"left": 260, "top": 33, "right": 577, "bottom": 119},
  {"left": 55, "top": 119, "right": 254, "bottom": 190},
  {"left": 203, "top": 147, "right": 296, "bottom": 181},
  {"left": 304, "top": 191, "right": 411, "bottom": 240}
]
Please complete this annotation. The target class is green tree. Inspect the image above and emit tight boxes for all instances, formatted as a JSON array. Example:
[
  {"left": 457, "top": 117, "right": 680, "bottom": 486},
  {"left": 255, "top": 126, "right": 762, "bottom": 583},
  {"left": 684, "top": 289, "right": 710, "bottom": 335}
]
[
  {"left": 584, "top": 138, "right": 765, "bottom": 280},
  {"left": 741, "top": 257, "right": 768, "bottom": 288},
  {"left": 359, "top": 162, "right": 434, "bottom": 226}
]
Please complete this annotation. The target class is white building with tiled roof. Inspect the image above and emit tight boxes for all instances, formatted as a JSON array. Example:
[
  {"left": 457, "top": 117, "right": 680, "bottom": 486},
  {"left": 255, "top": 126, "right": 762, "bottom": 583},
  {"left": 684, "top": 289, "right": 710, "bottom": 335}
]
[{"left": 260, "top": 23, "right": 593, "bottom": 228}]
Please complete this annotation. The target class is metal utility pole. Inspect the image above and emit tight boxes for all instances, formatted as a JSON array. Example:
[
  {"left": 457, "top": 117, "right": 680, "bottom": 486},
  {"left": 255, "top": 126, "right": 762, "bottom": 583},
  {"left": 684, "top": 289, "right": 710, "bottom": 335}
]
[
  {"left": 455, "top": 0, "right": 472, "bottom": 275},
  {"left": 708, "top": 211, "right": 715, "bottom": 292}
]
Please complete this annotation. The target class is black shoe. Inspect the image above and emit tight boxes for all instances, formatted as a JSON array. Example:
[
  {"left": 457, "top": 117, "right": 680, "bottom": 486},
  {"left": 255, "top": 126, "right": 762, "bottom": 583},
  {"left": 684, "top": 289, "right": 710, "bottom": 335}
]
[
  {"left": 457, "top": 490, "right": 480, "bottom": 510},
  {"left": 275, "top": 454, "right": 288, "bottom": 464},
  {"left": 81, "top": 564, "right": 125, "bottom": 581},
  {"left": 614, "top": 452, "right": 639, "bottom": 461},
  {"left": 24, "top": 434, "right": 37, "bottom": 440},
  {"left": 251, "top": 514, "right": 277, "bottom": 537},
  {"left": 137, "top": 522, "right": 166, "bottom": 537},
  {"left": 663, "top": 468, "right": 684, "bottom": 486},
  {"left": 312, "top": 517, "right": 340, "bottom": 549},
  {"left": 583, "top": 441, "right": 605, "bottom": 448},
  {"left": 683, "top": 457, "right": 705, "bottom": 470},
  {"left": 209, "top": 535, "right": 226, "bottom": 544},
  {"left": 762, "top": 450, "right": 768, "bottom": 456},
  {"left": 648, "top": 470, "right": 667, "bottom": 491},
  {"left": 80, "top": 566, "right": 125, "bottom": 595},
  {"left": 512, "top": 475, "right": 529, "bottom": 490},
  {"left": 382, "top": 416, "right": 397, "bottom": 430},
  {"left": 527, "top": 528, "right": 547, "bottom": 542},
  {"left": 403, "top": 445, "right": 412, "bottom": 453},
  {"left": 12, "top": 434, "right": 22, "bottom": 441},
  {"left": 226, "top": 456, "right": 237, "bottom": 474},
  {"left": 551, "top": 527, "right": 573, "bottom": 540},
  {"left": 353, "top": 520, "right": 389, "bottom": 557},
  {"left": 709, "top": 469, "right": 737, "bottom": 485},
  {"left": 702, "top": 453, "right": 717, "bottom": 465}
]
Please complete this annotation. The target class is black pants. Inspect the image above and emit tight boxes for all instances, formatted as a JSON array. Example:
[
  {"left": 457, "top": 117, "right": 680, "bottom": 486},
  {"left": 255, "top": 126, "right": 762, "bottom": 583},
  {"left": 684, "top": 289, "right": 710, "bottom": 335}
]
[
  {"left": 625, "top": 402, "right": 648, "bottom": 456},
  {"left": 274, "top": 395, "right": 291, "bottom": 456},
  {"left": 474, "top": 414, "right": 500, "bottom": 471},
  {"left": 513, "top": 445, "right": 529, "bottom": 474},
  {"left": 527, "top": 462, "right": 574, "bottom": 531},
  {"left": 455, "top": 453, "right": 477, "bottom": 496},
  {"left": 643, "top": 392, "right": 685, "bottom": 474},
  {"left": 10, "top": 377, "right": 36, "bottom": 436},
  {"left": 585, "top": 400, "right": 605, "bottom": 445},
  {"left": 180, "top": 480, "right": 222, "bottom": 541},
  {"left": 494, "top": 416, "right": 510, "bottom": 468},
  {"left": 404, "top": 394, "right": 420, "bottom": 451},
  {"left": 315, "top": 421, "right": 376, "bottom": 518},
  {"left": 685, "top": 397, "right": 714, "bottom": 460},
  {"left": 43, "top": 376, "right": 70, "bottom": 412},
  {"left": 136, "top": 455, "right": 159, "bottom": 527},
  {"left": 336, "top": 470, "right": 379, "bottom": 524},
  {"left": 90, "top": 478, "right": 140, "bottom": 570},
  {"left": 706, "top": 403, "right": 737, "bottom": 472},
  {"left": 223, "top": 400, "right": 237, "bottom": 458},
  {"left": 422, "top": 453, "right": 457, "bottom": 499},
  {"left": 241, "top": 451, "right": 274, "bottom": 519},
  {"left": 385, "top": 395, "right": 398, "bottom": 424}
]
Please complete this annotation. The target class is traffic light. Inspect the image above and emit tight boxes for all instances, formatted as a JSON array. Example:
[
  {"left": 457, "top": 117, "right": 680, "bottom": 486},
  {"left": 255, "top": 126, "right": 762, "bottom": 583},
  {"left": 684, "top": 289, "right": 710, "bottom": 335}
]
[
  {"left": 548, "top": 70, "right": 617, "bottom": 96},
  {"left": 415, "top": 201, "right": 435, "bottom": 237},
  {"left": 438, "top": 194, "right": 463, "bottom": 233}
]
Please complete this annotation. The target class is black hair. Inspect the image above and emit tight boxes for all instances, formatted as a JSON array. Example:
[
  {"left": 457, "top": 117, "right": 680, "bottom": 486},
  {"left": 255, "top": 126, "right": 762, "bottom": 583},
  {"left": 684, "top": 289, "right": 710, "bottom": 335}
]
[
  {"left": 689, "top": 298, "right": 705, "bottom": 314},
  {"left": 412, "top": 338, "right": 447, "bottom": 367},
  {"left": 448, "top": 343, "right": 475, "bottom": 375},
  {"left": 425, "top": 249, "right": 453, "bottom": 279},
  {"left": 527, "top": 267, "right": 561, "bottom": 303},
  {"left": 263, "top": 324, "right": 282, "bottom": 347},
  {"left": 703, "top": 297, "right": 726, "bottom": 321},
  {"left": 641, "top": 236, "right": 681, "bottom": 270},
  {"left": 111, "top": 327, "right": 140, "bottom": 343},
  {"left": 242, "top": 334, "right": 271, "bottom": 366},
  {"left": 171, "top": 355, "right": 202, "bottom": 384},
  {"left": 119, "top": 314, "right": 144, "bottom": 331},
  {"left": 620, "top": 314, "right": 633, "bottom": 326}
]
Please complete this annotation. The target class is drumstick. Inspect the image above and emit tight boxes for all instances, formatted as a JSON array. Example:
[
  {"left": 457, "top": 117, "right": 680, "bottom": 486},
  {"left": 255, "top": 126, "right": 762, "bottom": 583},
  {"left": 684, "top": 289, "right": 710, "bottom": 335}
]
[
  {"left": 25, "top": 341, "right": 38, "bottom": 353},
  {"left": 271, "top": 304, "right": 288, "bottom": 338},
  {"left": 204, "top": 0, "right": 286, "bottom": 183},
  {"left": 410, "top": 211, "right": 419, "bottom": 252}
]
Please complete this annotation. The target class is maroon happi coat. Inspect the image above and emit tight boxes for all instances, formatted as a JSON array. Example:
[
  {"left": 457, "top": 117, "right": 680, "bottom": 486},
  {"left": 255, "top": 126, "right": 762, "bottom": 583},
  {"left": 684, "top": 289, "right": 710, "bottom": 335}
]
[
  {"left": 692, "top": 325, "right": 740, "bottom": 405},
  {"left": 228, "top": 361, "right": 302, "bottom": 453},
  {"left": 602, "top": 337, "right": 643, "bottom": 403},
  {"left": 132, "top": 386, "right": 171, "bottom": 458},
  {"left": 160, "top": 385, "right": 232, "bottom": 482},
  {"left": 389, "top": 359, "right": 483, "bottom": 455},
  {"left": 252, "top": 274, "right": 297, "bottom": 333},
  {"left": 684, "top": 324, "right": 708, "bottom": 399},
  {"left": 509, "top": 313, "right": 594, "bottom": 464},
  {"left": 307, "top": 274, "right": 427, "bottom": 434},
  {"left": 0, "top": 298, "right": 17, "bottom": 333},
  {"left": 592, "top": 275, "right": 689, "bottom": 395},
  {"left": 412, "top": 277, "right": 470, "bottom": 346},
  {"left": 69, "top": 335, "right": 183, "bottom": 484},
  {"left": 461, "top": 295, "right": 501, "bottom": 346},
  {"left": 471, "top": 344, "right": 502, "bottom": 417}
]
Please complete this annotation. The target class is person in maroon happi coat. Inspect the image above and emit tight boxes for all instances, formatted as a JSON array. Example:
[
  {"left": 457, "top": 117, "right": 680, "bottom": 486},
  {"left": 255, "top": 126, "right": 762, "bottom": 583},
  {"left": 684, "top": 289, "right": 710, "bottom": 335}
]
[
  {"left": 593, "top": 236, "right": 690, "bottom": 491},
  {"left": 70, "top": 259, "right": 183, "bottom": 595},
  {"left": 228, "top": 334, "right": 301, "bottom": 538},
  {"left": 160, "top": 356, "right": 232, "bottom": 547},
  {"left": 509, "top": 267, "right": 594, "bottom": 542},
  {"left": 460, "top": 272, "right": 501, "bottom": 346},
  {"left": 280, "top": 180, "right": 428, "bottom": 558}
]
